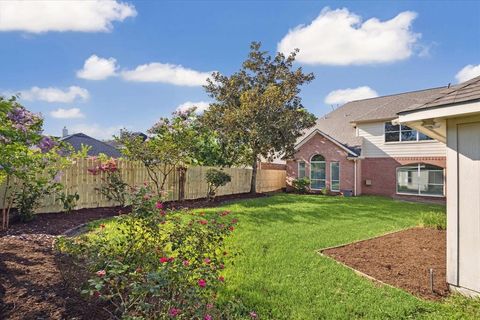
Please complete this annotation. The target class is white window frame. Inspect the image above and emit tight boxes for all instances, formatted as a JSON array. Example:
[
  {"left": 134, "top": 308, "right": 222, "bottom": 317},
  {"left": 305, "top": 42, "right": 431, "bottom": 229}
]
[
  {"left": 310, "top": 155, "right": 326, "bottom": 190},
  {"left": 396, "top": 164, "right": 445, "bottom": 197},
  {"left": 330, "top": 162, "right": 340, "bottom": 192},
  {"left": 384, "top": 121, "right": 433, "bottom": 143},
  {"left": 298, "top": 161, "right": 306, "bottom": 179}
]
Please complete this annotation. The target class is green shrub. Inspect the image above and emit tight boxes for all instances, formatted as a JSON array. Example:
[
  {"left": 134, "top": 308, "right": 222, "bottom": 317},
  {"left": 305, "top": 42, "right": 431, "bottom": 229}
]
[
  {"left": 420, "top": 211, "right": 446, "bottom": 230},
  {"left": 56, "top": 184, "right": 240, "bottom": 319},
  {"left": 205, "top": 168, "right": 231, "bottom": 201},
  {"left": 292, "top": 177, "right": 310, "bottom": 193},
  {"left": 57, "top": 192, "right": 80, "bottom": 213}
]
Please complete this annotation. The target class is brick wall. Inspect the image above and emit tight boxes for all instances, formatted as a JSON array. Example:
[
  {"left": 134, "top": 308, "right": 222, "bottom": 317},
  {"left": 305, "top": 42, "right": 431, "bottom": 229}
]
[
  {"left": 286, "top": 133, "right": 355, "bottom": 193},
  {"left": 360, "top": 156, "right": 446, "bottom": 203}
]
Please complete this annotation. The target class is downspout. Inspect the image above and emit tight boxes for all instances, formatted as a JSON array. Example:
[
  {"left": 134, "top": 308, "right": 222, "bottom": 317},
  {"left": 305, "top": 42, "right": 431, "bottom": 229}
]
[{"left": 354, "top": 159, "right": 357, "bottom": 196}]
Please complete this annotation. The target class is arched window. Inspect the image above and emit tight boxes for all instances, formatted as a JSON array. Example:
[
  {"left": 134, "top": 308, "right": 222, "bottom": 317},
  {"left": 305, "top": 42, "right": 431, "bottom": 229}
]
[
  {"left": 311, "top": 154, "right": 325, "bottom": 162},
  {"left": 310, "top": 154, "right": 326, "bottom": 190},
  {"left": 397, "top": 164, "right": 444, "bottom": 196}
]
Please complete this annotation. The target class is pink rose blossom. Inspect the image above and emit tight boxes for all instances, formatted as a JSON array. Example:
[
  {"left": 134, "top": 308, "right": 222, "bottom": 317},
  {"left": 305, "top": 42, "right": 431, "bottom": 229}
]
[
  {"left": 204, "top": 258, "right": 211, "bottom": 264},
  {"left": 218, "top": 276, "right": 225, "bottom": 282},
  {"left": 198, "top": 279, "right": 206, "bottom": 288},
  {"left": 96, "top": 270, "right": 106, "bottom": 277},
  {"left": 183, "top": 260, "right": 190, "bottom": 267},
  {"left": 155, "top": 201, "right": 164, "bottom": 209},
  {"left": 160, "top": 257, "right": 169, "bottom": 263},
  {"left": 250, "top": 311, "right": 258, "bottom": 318},
  {"left": 169, "top": 308, "right": 180, "bottom": 317},
  {"left": 204, "top": 315, "right": 212, "bottom": 320}
]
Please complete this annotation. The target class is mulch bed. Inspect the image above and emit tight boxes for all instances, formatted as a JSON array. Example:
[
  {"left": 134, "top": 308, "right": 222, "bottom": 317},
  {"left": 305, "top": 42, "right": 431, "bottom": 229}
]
[
  {"left": 322, "top": 227, "right": 448, "bottom": 300},
  {"left": 0, "top": 192, "right": 265, "bottom": 319}
]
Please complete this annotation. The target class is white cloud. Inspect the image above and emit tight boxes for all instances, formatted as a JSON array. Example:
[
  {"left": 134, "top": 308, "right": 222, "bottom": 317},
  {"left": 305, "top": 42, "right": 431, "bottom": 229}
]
[
  {"left": 176, "top": 101, "right": 210, "bottom": 114},
  {"left": 278, "top": 8, "right": 420, "bottom": 65},
  {"left": 0, "top": 0, "right": 136, "bottom": 33},
  {"left": 455, "top": 64, "right": 480, "bottom": 83},
  {"left": 70, "top": 123, "right": 125, "bottom": 140},
  {"left": 325, "top": 86, "right": 378, "bottom": 105},
  {"left": 20, "top": 86, "right": 89, "bottom": 103},
  {"left": 77, "top": 55, "right": 118, "bottom": 80},
  {"left": 50, "top": 108, "right": 85, "bottom": 119},
  {"left": 121, "top": 63, "right": 213, "bottom": 86}
]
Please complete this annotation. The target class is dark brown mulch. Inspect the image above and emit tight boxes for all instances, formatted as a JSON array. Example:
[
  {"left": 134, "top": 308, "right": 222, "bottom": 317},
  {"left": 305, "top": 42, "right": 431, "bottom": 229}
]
[
  {"left": 0, "top": 234, "right": 110, "bottom": 320},
  {"left": 322, "top": 227, "right": 448, "bottom": 300},
  {"left": 0, "top": 192, "right": 266, "bottom": 319},
  {"left": 1, "top": 206, "right": 127, "bottom": 236}
]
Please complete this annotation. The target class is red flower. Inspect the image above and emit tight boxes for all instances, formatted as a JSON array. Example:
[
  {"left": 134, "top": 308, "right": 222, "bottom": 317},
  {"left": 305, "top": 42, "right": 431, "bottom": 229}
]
[
  {"left": 204, "top": 315, "right": 212, "bottom": 320},
  {"left": 160, "top": 210, "right": 166, "bottom": 216},
  {"left": 218, "top": 276, "right": 225, "bottom": 282},
  {"left": 93, "top": 290, "right": 101, "bottom": 298},
  {"left": 250, "top": 311, "right": 258, "bottom": 318},
  {"left": 96, "top": 269, "right": 106, "bottom": 277},
  {"left": 155, "top": 201, "right": 163, "bottom": 209},
  {"left": 182, "top": 260, "right": 190, "bottom": 267},
  {"left": 160, "top": 257, "right": 169, "bottom": 263},
  {"left": 219, "top": 264, "right": 225, "bottom": 269},
  {"left": 198, "top": 279, "right": 206, "bottom": 288},
  {"left": 204, "top": 258, "right": 211, "bottom": 264},
  {"left": 198, "top": 220, "right": 208, "bottom": 225},
  {"left": 231, "top": 218, "right": 238, "bottom": 224},
  {"left": 229, "top": 226, "right": 235, "bottom": 231},
  {"left": 168, "top": 257, "right": 175, "bottom": 262},
  {"left": 169, "top": 308, "right": 180, "bottom": 317}
]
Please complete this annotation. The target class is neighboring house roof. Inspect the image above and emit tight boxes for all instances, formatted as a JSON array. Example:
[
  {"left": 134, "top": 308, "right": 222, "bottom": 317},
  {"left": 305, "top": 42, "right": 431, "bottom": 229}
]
[
  {"left": 296, "top": 85, "right": 449, "bottom": 156},
  {"left": 399, "top": 75, "right": 480, "bottom": 114},
  {"left": 61, "top": 133, "right": 122, "bottom": 158}
]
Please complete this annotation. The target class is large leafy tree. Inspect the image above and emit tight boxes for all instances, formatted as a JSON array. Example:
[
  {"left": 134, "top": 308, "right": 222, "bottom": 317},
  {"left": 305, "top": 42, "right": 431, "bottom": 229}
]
[{"left": 201, "top": 42, "right": 316, "bottom": 193}]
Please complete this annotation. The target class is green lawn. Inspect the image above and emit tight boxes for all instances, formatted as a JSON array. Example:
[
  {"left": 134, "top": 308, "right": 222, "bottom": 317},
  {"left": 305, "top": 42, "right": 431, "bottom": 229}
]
[{"left": 193, "top": 194, "right": 479, "bottom": 320}]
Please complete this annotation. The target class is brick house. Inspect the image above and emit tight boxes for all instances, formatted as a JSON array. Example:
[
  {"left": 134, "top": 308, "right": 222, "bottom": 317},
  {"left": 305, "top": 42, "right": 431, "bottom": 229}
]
[{"left": 287, "top": 86, "right": 451, "bottom": 202}]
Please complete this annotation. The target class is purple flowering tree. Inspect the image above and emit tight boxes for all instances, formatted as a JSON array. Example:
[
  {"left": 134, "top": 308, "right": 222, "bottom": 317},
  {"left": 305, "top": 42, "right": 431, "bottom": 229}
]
[{"left": 0, "top": 96, "right": 69, "bottom": 228}]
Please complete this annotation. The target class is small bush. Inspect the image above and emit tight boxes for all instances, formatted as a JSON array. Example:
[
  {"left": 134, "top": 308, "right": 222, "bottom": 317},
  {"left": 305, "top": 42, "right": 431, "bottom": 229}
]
[
  {"left": 57, "top": 192, "right": 80, "bottom": 213},
  {"left": 205, "top": 169, "right": 231, "bottom": 201},
  {"left": 292, "top": 177, "right": 310, "bottom": 194},
  {"left": 88, "top": 158, "right": 128, "bottom": 207},
  {"left": 420, "top": 211, "right": 446, "bottom": 230}
]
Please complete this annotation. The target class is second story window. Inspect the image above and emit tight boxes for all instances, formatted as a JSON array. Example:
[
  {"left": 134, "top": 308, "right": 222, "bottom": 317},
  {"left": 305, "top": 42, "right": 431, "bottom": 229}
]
[{"left": 384, "top": 121, "right": 433, "bottom": 142}]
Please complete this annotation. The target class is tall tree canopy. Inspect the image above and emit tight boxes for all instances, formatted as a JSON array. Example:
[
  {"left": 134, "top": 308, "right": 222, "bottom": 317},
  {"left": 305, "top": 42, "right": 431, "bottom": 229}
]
[{"left": 201, "top": 42, "right": 316, "bottom": 193}]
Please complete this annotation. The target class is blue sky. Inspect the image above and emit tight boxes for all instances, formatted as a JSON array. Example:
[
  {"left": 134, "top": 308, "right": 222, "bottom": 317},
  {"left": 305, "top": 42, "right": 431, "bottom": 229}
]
[{"left": 1, "top": 0, "right": 479, "bottom": 139}]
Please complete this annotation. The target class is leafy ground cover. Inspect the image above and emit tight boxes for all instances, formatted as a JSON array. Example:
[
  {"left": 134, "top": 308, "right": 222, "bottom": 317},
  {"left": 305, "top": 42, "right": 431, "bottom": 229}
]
[{"left": 86, "top": 194, "right": 479, "bottom": 319}]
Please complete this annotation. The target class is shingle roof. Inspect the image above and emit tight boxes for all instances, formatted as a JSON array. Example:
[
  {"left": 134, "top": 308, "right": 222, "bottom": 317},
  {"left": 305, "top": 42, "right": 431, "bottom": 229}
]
[
  {"left": 61, "top": 133, "right": 122, "bottom": 158},
  {"left": 298, "top": 86, "right": 448, "bottom": 154},
  {"left": 352, "top": 87, "right": 447, "bottom": 122},
  {"left": 399, "top": 76, "right": 480, "bottom": 114}
]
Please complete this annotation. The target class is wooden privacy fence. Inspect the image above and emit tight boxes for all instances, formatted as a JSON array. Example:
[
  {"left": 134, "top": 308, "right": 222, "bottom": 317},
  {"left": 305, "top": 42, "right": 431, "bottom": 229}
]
[{"left": 0, "top": 158, "right": 286, "bottom": 214}]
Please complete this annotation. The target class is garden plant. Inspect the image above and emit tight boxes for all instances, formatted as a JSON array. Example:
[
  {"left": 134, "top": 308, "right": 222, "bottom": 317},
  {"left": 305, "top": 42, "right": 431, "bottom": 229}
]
[{"left": 56, "top": 183, "right": 243, "bottom": 319}]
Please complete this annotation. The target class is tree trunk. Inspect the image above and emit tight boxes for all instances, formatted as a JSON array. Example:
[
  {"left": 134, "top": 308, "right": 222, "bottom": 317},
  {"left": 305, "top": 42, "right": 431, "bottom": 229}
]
[
  {"left": 177, "top": 166, "right": 186, "bottom": 201},
  {"left": 250, "top": 157, "right": 258, "bottom": 194}
]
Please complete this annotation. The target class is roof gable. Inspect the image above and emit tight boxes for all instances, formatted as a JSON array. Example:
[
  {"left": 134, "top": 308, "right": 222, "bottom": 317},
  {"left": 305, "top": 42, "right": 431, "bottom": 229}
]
[{"left": 295, "top": 129, "right": 358, "bottom": 157}]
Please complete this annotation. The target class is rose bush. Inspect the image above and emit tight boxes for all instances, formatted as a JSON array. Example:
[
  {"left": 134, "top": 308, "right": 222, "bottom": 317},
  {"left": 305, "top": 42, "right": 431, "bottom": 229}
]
[
  {"left": 56, "top": 184, "right": 243, "bottom": 319},
  {"left": 88, "top": 156, "right": 129, "bottom": 207}
]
